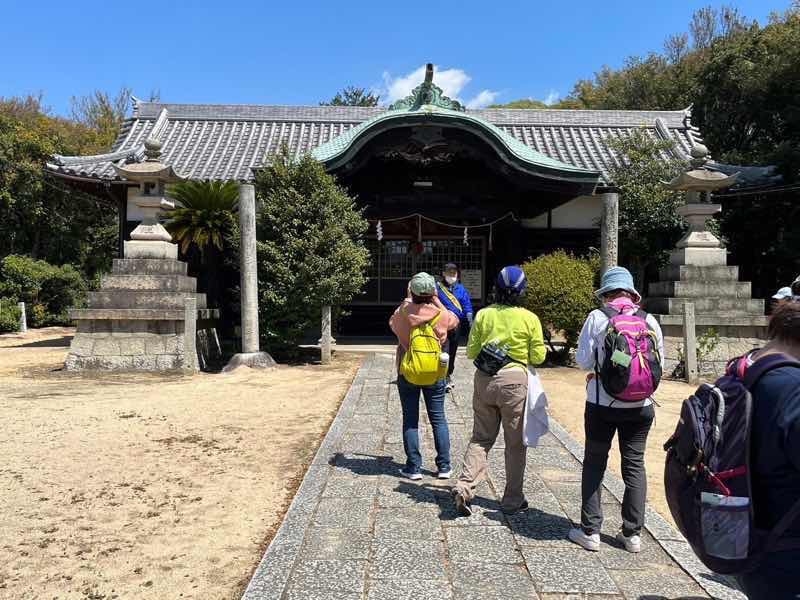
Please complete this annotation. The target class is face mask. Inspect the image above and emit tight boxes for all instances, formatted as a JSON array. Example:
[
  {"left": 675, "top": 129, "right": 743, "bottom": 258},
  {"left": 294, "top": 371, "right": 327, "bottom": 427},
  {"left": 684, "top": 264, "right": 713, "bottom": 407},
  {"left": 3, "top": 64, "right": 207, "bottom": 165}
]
[{"left": 444, "top": 275, "right": 457, "bottom": 285}]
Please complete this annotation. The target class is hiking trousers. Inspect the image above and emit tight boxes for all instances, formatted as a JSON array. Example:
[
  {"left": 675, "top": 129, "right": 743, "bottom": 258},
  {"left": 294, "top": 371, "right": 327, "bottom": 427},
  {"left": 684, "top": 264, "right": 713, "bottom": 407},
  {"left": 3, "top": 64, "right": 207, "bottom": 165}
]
[
  {"left": 455, "top": 368, "right": 528, "bottom": 512},
  {"left": 581, "top": 402, "right": 655, "bottom": 537}
]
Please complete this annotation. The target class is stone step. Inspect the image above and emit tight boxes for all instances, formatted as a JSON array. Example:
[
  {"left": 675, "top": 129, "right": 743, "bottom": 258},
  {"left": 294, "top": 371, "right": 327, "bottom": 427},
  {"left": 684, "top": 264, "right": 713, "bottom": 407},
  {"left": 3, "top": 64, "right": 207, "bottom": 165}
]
[
  {"left": 101, "top": 274, "right": 197, "bottom": 292},
  {"left": 648, "top": 280, "right": 752, "bottom": 298},
  {"left": 658, "top": 265, "right": 740, "bottom": 282},
  {"left": 112, "top": 258, "right": 188, "bottom": 276},
  {"left": 88, "top": 291, "right": 207, "bottom": 310},
  {"left": 646, "top": 296, "right": 765, "bottom": 316}
]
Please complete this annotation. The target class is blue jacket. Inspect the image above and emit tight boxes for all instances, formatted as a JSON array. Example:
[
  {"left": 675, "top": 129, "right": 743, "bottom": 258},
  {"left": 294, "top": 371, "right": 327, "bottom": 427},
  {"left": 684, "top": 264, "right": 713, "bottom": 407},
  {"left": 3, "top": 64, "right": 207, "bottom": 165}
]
[{"left": 436, "top": 281, "right": 473, "bottom": 323}]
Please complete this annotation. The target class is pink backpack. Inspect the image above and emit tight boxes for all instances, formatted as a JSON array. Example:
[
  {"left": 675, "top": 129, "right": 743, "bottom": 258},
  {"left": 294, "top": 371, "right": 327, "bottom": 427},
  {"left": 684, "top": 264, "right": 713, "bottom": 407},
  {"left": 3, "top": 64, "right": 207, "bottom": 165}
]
[{"left": 596, "top": 306, "right": 662, "bottom": 402}]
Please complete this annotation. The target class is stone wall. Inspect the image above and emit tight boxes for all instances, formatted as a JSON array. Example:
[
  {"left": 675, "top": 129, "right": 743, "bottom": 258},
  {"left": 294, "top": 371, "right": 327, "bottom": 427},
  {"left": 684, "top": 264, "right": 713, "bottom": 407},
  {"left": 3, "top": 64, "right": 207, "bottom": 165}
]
[
  {"left": 661, "top": 324, "right": 765, "bottom": 377},
  {"left": 66, "top": 319, "right": 194, "bottom": 371}
]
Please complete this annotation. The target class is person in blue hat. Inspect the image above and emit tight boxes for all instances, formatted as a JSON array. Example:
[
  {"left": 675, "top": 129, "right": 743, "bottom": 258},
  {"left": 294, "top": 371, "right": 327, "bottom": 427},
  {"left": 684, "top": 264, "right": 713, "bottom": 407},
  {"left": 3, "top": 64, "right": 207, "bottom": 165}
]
[
  {"left": 452, "top": 265, "right": 546, "bottom": 516},
  {"left": 437, "top": 262, "right": 474, "bottom": 392},
  {"left": 568, "top": 266, "right": 664, "bottom": 554}
]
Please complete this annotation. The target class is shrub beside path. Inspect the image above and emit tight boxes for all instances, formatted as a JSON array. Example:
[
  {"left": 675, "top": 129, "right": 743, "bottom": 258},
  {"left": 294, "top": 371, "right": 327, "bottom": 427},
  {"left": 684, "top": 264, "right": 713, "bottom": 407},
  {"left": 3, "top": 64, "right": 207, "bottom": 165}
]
[{"left": 243, "top": 353, "right": 745, "bottom": 600}]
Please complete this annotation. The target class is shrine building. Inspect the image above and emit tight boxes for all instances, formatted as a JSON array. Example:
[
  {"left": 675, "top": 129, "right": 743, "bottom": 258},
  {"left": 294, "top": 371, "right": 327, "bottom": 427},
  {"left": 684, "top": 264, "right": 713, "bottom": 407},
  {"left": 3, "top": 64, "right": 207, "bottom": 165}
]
[{"left": 47, "top": 65, "right": 702, "bottom": 314}]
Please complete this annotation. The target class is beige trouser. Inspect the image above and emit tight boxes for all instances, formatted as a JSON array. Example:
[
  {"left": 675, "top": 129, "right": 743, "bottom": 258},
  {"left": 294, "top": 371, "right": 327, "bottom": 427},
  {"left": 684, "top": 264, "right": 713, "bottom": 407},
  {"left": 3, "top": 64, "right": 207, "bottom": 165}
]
[{"left": 455, "top": 367, "right": 528, "bottom": 512}]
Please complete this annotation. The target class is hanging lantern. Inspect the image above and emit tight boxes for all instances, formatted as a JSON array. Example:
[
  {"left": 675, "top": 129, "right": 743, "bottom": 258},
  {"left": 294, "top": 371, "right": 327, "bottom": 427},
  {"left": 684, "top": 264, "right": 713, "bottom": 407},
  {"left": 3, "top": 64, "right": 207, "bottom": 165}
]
[
  {"left": 376, "top": 220, "right": 383, "bottom": 241},
  {"left": 463, "top": 226, "right": 469, "bottom": 246}
]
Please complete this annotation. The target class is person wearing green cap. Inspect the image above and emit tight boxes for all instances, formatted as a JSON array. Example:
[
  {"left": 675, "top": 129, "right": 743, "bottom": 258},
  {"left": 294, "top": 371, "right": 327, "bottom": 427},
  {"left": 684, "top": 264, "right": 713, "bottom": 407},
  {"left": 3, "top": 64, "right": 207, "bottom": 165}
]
[{"left": 390, "top": 272, "right": 460, "bottom": 480}]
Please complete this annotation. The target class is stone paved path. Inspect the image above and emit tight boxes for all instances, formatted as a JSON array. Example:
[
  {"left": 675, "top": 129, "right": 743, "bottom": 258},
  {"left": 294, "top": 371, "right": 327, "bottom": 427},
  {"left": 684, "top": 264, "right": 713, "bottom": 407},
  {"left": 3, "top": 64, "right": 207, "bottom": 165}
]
[{"left": 243, "top": 353, "right": 745, "bottom": 600}]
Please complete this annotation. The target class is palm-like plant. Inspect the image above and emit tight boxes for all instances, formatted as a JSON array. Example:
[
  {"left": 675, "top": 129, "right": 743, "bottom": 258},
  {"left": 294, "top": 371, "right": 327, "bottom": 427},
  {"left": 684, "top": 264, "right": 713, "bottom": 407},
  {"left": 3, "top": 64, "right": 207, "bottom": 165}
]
[
  {"left": 165, "top": 180, "right": 239, "bottom": 310},
  {"left": 165, "top": 180, "right": 238, "bottom": 255}
]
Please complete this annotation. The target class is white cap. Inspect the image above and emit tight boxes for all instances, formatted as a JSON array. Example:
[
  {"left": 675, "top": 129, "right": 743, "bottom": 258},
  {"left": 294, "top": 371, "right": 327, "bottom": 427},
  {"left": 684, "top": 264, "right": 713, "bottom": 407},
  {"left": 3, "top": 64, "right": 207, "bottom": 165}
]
[{"left": 773, "top": 286, "right": 793, "bottom": 300}]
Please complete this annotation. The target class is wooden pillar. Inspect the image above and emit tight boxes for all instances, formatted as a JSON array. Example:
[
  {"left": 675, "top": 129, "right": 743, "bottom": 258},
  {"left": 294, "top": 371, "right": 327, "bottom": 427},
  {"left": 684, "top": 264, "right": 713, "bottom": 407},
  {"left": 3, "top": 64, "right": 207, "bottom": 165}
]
[{"left": 600, "top": 192, "right": 619, "bottom": 275}]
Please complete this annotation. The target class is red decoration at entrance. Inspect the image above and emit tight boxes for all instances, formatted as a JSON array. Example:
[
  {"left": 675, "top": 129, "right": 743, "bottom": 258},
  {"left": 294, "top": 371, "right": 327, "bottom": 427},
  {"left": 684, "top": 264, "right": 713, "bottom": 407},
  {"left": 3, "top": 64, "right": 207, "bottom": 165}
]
[{"left": 410, "top": 241, "right": 425, "bottom": 255}]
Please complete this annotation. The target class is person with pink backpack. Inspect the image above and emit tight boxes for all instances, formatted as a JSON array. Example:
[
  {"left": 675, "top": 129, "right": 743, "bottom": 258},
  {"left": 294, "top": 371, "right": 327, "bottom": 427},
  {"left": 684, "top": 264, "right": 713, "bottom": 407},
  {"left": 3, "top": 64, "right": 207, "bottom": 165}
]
[{"left": 568, "top": 266, "right": 664, "bottom": 554}]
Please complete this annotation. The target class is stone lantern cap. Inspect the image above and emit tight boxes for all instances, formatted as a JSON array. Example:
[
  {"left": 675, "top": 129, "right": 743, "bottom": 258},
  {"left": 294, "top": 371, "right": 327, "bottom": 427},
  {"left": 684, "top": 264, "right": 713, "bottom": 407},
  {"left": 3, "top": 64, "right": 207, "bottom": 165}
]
[
  {"left": 112, "top": 138, "right": 185, "bottom": 183},
  {"left": 663, "top": 144, "right": 738, "bottom": 192}
]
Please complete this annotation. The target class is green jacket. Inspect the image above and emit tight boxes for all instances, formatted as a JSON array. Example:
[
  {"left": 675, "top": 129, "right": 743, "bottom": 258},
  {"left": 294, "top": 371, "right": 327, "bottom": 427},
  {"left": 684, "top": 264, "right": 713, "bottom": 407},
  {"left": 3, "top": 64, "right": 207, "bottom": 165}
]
[{"left": 466, "top": 304, "right": 547, "bottom": 370}]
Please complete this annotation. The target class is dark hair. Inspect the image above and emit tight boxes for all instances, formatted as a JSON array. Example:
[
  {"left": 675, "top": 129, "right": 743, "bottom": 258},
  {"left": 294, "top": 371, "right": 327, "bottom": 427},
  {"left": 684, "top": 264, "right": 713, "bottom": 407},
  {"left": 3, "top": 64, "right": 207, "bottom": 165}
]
[
  {"left": 496, "top": 288, "right": 524, "bottom": 306},
  {"left": 411, "top": 293, "right": 434, "bottom": 304},
  {"left": 768, "top": 301, "right": 800, "bottom": 344},
  {"left": 601, "top": 289, "right": 634, "bottom": 301}
]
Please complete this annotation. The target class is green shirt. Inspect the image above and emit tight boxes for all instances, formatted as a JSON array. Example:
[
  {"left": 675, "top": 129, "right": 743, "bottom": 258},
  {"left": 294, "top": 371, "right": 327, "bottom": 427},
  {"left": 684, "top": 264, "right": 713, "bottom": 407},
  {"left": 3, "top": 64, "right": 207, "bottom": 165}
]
[{"left": 466, "top": 304, "right": 547, "bottom": 369}]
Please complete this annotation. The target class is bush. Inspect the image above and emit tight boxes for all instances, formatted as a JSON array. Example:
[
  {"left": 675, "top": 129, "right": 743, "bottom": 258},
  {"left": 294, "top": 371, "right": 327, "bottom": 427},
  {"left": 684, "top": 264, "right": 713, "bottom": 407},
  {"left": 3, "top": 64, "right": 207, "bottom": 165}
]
[
  {"left": 0, "top": 298, "right": 21, "bottom": 333},
  {"left": 521, "top": 251, "right": 599, "bottom": 357},
  {"left": 0, "top": 255, "right": 88, "bottom": 327},
  {"left": 254, "top": 151, "right": 370, "bottom": 356}
]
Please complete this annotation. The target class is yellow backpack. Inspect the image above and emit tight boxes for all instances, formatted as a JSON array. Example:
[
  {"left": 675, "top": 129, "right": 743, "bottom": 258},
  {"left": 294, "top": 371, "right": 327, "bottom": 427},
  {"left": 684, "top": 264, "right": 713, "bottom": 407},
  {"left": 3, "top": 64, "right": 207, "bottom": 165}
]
[{"left": 400, "top": 310, "right": 447, "bottom": 386}]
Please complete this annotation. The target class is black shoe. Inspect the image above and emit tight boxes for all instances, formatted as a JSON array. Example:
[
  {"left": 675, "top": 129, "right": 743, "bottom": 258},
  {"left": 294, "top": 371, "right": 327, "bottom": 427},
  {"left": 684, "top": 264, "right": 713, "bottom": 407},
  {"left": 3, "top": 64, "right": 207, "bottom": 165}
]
[
  {"left": 501, "top": 500, "right": 529, "bottom": 515},
  {"left": 453, "top": 491, "right": 472, "bottom": 517}
]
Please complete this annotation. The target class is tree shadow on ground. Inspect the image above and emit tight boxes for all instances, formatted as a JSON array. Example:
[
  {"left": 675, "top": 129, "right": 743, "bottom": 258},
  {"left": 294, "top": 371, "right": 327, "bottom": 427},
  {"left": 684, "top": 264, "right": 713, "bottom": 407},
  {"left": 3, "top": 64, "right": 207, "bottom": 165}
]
[{"left": 328, "top": 452, "right": 405, "bottom": 476}]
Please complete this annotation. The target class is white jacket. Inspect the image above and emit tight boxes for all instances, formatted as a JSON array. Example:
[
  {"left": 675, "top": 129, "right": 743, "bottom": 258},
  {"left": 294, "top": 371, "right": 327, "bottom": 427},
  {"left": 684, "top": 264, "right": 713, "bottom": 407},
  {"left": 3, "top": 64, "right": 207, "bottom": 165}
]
[{"left": 575, "top": 308, "right": 665, "bottom": 408}]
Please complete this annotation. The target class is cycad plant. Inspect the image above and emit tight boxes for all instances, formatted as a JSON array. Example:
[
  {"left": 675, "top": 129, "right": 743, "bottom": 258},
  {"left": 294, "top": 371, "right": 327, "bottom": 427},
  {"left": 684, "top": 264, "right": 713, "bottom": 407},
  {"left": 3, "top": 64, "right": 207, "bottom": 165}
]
[{"left": 165, "top": 180, "right": 238, "bottom": 309}]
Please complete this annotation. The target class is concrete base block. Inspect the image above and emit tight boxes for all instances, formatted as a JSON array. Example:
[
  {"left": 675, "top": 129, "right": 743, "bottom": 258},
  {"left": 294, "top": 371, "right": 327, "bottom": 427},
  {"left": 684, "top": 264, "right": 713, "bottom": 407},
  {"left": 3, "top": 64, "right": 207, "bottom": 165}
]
[
  {"left": 223, "top": 352, "right": 277, "bottom": 372},
  {"left": 669, "top": 247, "right": 727, "bottom": 267},
  {"left": 124, "top": 240, "right": 178, "bottom": 260}
]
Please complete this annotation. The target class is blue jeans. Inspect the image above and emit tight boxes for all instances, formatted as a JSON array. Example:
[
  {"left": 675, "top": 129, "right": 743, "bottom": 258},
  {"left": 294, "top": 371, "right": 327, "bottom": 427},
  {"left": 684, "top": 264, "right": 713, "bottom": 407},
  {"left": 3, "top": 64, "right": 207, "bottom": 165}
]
[{"left": 397, "top": 375, "right": 451, "bottom": 474}]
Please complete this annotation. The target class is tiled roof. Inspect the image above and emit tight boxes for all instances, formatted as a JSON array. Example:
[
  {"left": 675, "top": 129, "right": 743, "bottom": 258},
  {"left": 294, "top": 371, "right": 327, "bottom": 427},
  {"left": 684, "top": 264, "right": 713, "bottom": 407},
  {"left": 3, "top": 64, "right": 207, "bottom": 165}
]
[{"left": 47, "top": 101, "right": 700, "bottom": 186}]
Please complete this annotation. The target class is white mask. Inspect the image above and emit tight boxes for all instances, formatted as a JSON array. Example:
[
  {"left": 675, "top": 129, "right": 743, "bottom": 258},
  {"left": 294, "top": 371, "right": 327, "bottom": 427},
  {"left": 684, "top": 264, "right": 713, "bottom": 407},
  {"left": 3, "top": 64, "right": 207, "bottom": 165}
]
[{"left": 444, "top": 275, "right": 457, "bottom": 285}]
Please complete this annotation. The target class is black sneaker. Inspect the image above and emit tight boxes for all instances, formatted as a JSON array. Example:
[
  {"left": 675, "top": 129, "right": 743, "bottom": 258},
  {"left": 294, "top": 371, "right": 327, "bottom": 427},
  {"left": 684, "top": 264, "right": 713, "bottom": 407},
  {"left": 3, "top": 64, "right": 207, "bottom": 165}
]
[
  {"left": 453, "top": 491, "right": 472, "bottom": 517},
  {"left": 501, "top": 500, "right": 529, "bottom": 515}
]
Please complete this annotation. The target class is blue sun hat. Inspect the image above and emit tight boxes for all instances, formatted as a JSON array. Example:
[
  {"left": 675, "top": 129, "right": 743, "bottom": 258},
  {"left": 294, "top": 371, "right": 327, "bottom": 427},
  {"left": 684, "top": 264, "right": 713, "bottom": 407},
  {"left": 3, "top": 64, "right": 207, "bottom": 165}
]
[{"left": 594, "top": 266, "right": 641, "bottom": 303}]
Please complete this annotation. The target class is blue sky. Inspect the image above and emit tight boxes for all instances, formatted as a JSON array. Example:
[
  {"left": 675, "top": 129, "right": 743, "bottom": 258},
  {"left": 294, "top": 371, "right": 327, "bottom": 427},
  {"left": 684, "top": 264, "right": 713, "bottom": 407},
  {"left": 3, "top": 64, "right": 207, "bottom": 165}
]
[{"left": 0, "top": 0, "right": 791, "bottom": 116}]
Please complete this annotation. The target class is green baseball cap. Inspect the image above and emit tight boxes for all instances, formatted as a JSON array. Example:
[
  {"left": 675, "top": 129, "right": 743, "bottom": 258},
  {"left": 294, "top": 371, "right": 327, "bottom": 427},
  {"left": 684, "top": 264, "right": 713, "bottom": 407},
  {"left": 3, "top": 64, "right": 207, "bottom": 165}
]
[{"left": 409, "top": 272, "right": 436, "bottom": 296}]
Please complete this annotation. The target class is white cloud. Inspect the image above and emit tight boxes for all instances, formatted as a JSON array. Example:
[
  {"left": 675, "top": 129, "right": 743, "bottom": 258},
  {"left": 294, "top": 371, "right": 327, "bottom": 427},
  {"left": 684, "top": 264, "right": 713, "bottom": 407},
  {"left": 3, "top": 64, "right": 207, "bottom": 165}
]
[
  {"left": 381, "top": 64, "right": 472, "bottom": 104},
  {"left": 466, "top": 89, "right": 500, "bottom": 109},
  {"left": 544, "top": 89, "right": 561, "bottom": 105}
]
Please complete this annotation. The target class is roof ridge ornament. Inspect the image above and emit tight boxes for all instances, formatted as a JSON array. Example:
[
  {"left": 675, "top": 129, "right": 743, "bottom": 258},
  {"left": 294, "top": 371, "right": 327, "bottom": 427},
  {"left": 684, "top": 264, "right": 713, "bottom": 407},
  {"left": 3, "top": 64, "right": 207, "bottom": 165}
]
[{"left": 388, "top": 63, "right": 466, "bottom": 112}]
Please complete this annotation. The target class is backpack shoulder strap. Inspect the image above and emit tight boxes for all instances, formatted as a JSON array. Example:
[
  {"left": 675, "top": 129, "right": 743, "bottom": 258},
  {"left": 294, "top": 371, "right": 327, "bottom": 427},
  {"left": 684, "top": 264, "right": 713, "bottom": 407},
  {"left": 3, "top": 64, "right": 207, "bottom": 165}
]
[
  {"left": 742, "top": 353, "right": 800, "bottom": 390},
  {"left": 599, "top": 306, "right": 618, "bottom": 319},
  {"left": 765, "top": 496, "right": 800, "bottom": 552},
  {"left": 634, "top": 308, "right": 648, "bottom": 319}
]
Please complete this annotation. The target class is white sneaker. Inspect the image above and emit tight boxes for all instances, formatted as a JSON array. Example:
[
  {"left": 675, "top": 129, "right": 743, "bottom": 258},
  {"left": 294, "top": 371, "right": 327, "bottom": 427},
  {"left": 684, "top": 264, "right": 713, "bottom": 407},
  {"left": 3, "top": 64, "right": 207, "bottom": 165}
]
[
  {"left": 437, "top": 469, "right": 452, "bottom": 479},
  {"left": 445, "top": 377, "right": 454, "bottom": 392},
  {"left": 568, "top": 527, "right": 600, "bottom": 552},
  {"left": 399, "top": 469, "right": 422, "bottom": 481},
  {"left": 616, "top": 530, "right": 642, "bottom": 553}
]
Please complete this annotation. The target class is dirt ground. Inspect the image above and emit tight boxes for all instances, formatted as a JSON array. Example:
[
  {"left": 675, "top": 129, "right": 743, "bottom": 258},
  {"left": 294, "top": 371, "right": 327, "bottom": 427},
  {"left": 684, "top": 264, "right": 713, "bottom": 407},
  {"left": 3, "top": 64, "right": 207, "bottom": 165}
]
[
  {"left": 540, "top": 366, "right": 692, "bottom": 527},
  {"left": 0, "top": 328, "right": 363, "bottom": 600}
]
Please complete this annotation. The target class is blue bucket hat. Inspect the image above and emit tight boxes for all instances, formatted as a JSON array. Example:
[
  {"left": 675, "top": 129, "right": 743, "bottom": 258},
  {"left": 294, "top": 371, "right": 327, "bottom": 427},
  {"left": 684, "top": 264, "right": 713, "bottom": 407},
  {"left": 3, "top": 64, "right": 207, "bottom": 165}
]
[{"left": 594, "top": 266, "right": 641, "bottom": 303}]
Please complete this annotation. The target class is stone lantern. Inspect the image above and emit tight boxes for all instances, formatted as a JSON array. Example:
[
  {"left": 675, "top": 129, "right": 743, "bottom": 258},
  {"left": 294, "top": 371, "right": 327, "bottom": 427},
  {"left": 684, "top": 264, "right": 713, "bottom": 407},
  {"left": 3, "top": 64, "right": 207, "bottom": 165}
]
[
  {"left": 65, "top": 138, "right": 219, "bottom": 372},
  {"left": 648, "top": 144, "right": 768, "bottom": 375},
  {"left": 113, "top": 138, "right": 184, "bottom": 259}
]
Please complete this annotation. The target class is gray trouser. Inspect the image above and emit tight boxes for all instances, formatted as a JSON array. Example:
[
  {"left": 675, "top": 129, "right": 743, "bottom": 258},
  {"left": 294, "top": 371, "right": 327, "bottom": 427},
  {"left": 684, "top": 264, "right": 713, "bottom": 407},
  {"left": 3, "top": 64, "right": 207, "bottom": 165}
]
[
  {"left": 581, "top": 402, "right": 655, "bottom": 536},
  {"left": 455, "top": 368, "right": 528, "bottom": 512}
]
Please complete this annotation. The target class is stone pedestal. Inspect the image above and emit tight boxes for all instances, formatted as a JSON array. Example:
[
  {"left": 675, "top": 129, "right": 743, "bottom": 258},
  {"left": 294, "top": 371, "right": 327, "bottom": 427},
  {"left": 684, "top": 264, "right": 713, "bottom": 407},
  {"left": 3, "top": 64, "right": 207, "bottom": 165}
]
[{"left": 65, "top": 256, "right": 220, "bottom": 372}]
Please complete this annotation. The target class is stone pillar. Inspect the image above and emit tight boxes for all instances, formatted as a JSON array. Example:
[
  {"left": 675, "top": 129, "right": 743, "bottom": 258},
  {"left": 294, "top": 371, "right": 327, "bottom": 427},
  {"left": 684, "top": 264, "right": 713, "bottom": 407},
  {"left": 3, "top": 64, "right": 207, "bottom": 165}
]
[
  {"left": 683, "top": 302, "right": 698, "bottom": 384},
  {"left": 240, "top": 183, "right": 260, "bottom": 354},
  {"left": 600, "top": 192, "right": 619, "bottom": 275},
  {"left": 18, "top": 302, "right": 26, "bottom": 334},
  {"left": 183, "top": 296, "right": 199, "bottom": 372},
  {"left": 321, "top": 305, "right": 332, "bottom": 365},
  {"left": 223, "top": 182, "right": 276, "bottom": 371}
]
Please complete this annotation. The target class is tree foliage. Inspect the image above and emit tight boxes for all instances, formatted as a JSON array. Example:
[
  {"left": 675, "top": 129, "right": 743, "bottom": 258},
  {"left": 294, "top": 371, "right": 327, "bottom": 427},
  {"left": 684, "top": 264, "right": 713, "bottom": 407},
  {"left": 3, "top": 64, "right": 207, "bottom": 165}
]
[
  {"left": 521, "top": 251, "right": 599, "bottom": 358},
  {"left": 254, "top": 150, "right": 370, "bottom": 354},
  {"left": 488, "top": 99, "right": 549, "bottom": 109},
  {"left": 605, "top": 130, "right": 686, "bottom": 286},
  {"left": 321, "top": 86, "right": 380, "bottom": 107}
]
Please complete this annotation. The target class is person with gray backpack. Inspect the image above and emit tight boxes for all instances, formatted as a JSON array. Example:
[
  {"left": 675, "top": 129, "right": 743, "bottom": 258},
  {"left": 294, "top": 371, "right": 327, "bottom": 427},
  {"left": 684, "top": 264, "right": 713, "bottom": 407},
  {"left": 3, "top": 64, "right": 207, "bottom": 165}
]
[{"left": 664, "top": 302, "right": 800, "bottom": 599}]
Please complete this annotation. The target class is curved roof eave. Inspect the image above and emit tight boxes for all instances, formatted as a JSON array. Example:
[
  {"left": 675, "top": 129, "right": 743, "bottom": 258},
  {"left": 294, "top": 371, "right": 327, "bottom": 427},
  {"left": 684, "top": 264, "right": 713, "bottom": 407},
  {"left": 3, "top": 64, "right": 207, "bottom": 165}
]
[{"left": 311, "top": 106, "right": 602, "bottom": 187}]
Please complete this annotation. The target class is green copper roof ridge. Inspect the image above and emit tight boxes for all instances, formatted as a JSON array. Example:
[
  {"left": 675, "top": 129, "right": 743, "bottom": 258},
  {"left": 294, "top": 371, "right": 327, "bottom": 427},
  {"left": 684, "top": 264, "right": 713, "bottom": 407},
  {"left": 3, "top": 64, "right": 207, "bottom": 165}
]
[{"left": 310, "top": 104, "right": 600, "bottom": 181}]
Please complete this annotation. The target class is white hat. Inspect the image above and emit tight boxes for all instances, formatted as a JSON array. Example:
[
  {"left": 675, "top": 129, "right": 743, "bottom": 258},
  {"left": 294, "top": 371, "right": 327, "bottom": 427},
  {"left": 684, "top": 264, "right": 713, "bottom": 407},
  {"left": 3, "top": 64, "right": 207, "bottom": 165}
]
[{"left": 772, "top": 286, "right": 793, "bottom": 300}]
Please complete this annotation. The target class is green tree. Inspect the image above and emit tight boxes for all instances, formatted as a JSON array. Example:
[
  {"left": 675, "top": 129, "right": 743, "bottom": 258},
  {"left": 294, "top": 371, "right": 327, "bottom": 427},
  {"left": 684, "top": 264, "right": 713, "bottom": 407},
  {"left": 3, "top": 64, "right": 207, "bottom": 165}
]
[
  {"left": 321, "top": 86, "right": 380, "bottom": 107},
  {"left": 488, "top": 99, "right": 549, "bottom": 109},
  {"left": 605, "top": 130, "right": 686, "bottom": 288},
  {"left": 165, "top": 180, "right": 239, "bottom": 309},
  {"left": 254, "top": 150, "right": 369, "bottom": 354}
]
